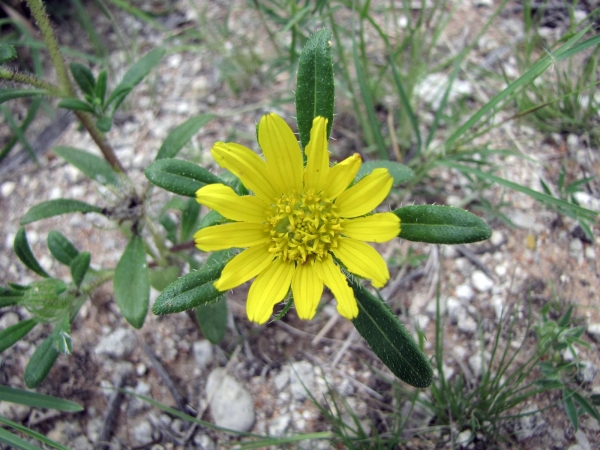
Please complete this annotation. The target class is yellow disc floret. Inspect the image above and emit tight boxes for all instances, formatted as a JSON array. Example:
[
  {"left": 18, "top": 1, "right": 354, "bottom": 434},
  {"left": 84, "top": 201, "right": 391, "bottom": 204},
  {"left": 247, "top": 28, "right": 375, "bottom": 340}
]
[{"left": 266, "top": 189, "right": 344, "bottom": 264}]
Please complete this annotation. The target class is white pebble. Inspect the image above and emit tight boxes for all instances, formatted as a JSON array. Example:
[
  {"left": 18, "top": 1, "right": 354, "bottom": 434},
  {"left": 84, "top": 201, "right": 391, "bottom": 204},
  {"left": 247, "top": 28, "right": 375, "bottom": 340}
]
[
  {"left": 1, "top": 181, "right": 16, "bottom": 198},
  {"left": 471, "top": 270, "right": 493, "bottom": 292}
]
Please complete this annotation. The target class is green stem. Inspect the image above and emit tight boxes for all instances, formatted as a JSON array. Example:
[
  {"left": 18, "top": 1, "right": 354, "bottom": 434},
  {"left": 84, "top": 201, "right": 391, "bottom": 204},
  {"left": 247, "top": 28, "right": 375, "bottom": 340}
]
[
  {"left": 0, "top": 68, "right": 60, "bottom": 93},
  {"left": 74, "top": 111, "right": 126, "bottom": 173},
  {"left": 25, "top": 0, "right": 74, "bottom": 96}
]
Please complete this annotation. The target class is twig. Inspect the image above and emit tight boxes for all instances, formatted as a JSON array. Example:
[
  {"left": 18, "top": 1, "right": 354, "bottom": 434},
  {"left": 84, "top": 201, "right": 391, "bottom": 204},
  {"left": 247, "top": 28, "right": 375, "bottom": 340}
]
[
  {"left": 140, "top": 338, "right": 191, "bottom": 415},
  {"left": 94, "top": 369, "right": 128, "bottom": 449},
  {"left": 331, "top": 328, "right": 358, "bottom": 368},
  {"left": 455, "top": 245, "right": 495, "bottom": 280},
  {"left": 311, "top": 314, "right": 340, "bottom": 346}
]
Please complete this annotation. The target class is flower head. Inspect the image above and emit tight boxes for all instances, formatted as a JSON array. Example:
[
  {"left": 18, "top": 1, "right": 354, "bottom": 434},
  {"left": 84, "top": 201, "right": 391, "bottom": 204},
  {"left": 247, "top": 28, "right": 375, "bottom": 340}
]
[{"left": 195, "top": 113, "right": 400, "bottom": 324}]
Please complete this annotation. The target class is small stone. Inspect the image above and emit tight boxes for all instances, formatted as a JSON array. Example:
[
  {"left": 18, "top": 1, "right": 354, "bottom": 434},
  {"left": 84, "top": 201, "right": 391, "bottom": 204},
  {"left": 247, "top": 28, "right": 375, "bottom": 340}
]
[
  {"left": 447, "top": 297, "right": 462, "bottom": 323},
  {"left": 511, "top": 211, "right": 536, "bottom": 229},
  {"left": 574, "top": 429, "right": 592, "bottom": 450},
  {"left": 587, "top": 323, "right": 600, "bottom": 343},
  {"left": 456, "top": 284, "right": 475, "bottom": 302},
  {"left": 94, "top": 328, "right": 136, "bottom": 359},
  {"left": 192, "top": 340, "right": 213, "bottom": 369},
  {"left": 72, "top": 435, "right": 93, "bottom": 450},
  {"left": 490, "top": 231, "right": 504, "bottom": 247},
  {"left": 515, "top": 405, "right": 547, "bottom": 441},
  {"left": 455, "top": 429, "right": 473, "bottom": 447},
  {"left": 0, "top": 312, "right": 20, "bottom": 329},
  {"left": 268, "top": 415, "right": 291, "bottom": 436},
  {"left": 562, "top": 345, "right": 580, "bottom": 362},
  {"left": 413, "top": 314, "right": 429, "bottom": 330},
  {"left": 86, "top": 418, "right": 102, "bottom": 442},
  {"left": 0, "top": 402, "right": 30, "bottom": 421},
  {"left": 206, "top": 368, "right": 255, "bottom": 432},
  {"left": 468, "top": 351, "right": 490, "bottom": 378},
  {"left": 577, "top": 361, "right": 598, "bottom": 384},
  {"left": 47, "top": 421, "right": 82, "bottom": 444},
  {"left": 471, "top": 270, "right": 493, "bottom": 292},
  {"left": 289, "top": 361, "right": 315, "bottom": 401},
  {"left": 1, "top": 181, "right": 16, "bottom": 198},
  {"left": 473, "top": 0, "right": 493, "bottom": 6},
  {"left": 128, "top": 381, "right": 152, "bottom": 415},
  {"left": 570, "top": 239, "right": 584, "bottom": 259},
  {"left": 491, "top": 296, "right": 505, "bottom": 321},
  {"left": 273, "top": 369, "right": 289, "bottom": 391},
  {"left": 585, "top": 247, "right": 596, "bottom": 260},
  {"left": 193, "top": 434, "right": 216, "bottom": 450},
  {"left": 573, "top": 192, "right": 600, "bottom": 212},
  {"left": 567, "top": 134, "right": 580, "bottom": 152},
  {"left": 458, "top": 315, "right": 477, "bottom": 334},
  {"left": 132, "top": 420, "right": 154, "bottom": 445}
]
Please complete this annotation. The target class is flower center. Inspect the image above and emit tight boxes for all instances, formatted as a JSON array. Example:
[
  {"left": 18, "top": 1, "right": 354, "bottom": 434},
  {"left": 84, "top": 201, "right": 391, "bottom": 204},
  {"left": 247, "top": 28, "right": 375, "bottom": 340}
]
[{"left": 266, "top": 190, "right": 344, "bottom": 264}]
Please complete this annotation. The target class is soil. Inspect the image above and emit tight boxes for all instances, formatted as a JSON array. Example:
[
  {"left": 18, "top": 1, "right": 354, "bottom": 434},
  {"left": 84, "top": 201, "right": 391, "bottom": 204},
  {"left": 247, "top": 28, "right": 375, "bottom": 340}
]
[{"left": 0, "top": 1, "right": 599, "bottom": 449}]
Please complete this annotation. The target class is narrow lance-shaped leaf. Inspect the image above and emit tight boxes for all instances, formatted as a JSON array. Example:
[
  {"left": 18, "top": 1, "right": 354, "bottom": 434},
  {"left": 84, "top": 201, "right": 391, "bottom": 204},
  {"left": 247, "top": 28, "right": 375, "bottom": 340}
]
[
  {"left": 395, "top": 205, "right": 492, "bottom": 244},
  {"left": 20, "top": 199, "right": 104, "bottom": 225},
  {"left": 53, "top": 146, "right": 120, "bottom": 186},
  {"left": 0, "top": 320, "right": 36, "bottom": 353},
  {"left": 155, "top": 114, "right": 214, "bottom": 160},
  {"left": 24, "top": 336, "right": 60, "bottom": 388},
  {"left": 57, "top": 98, "right": 95, "bottom": 113},
  {"left": 70, "top": 252, "right": 91, "bottom": 288},
  {"left": 181, "top": 197, "right": 201, "bottom": 242},
  {"left": 0, "top": 286, "right": 25, "bottom": 308},
  {"left": 106, "top": 47, "right": 165, "bottom": 112},
  {"left": 0, "top": 88, "right": 47, "bottom": 105},
  {"left": 295, "top": 28, "right": 334, "bottom": 149},
  {"left": 153, "top": 259, "right": 229, "bottom": 315},
  {"left": 0, "top": 385, "right": 83, "bottom": 412},
  {"left": 145, "top": 158, "right": 226, "bottom": 197},
  {"left": 349, "top": 276, "right": 433, "bottom": 388},
  {"left": 69, "top": 62, "right": 96, "bottom": 96},
  {"left": 114, "top": 235, "right": 150, "bottom": 329},
  {"left": 47, "top": 230, "right": 79, "bottom": 266},
  {"left": 0, "top": 417, "right": 71, "bottom": 450},
  {"left": 13, "top": 228, "right": 50, "bottom": 278},
  {"left": 356, "top": 161, "right": 415, "bottom": 185},
  {"left": 0, "top": 427, "right": 41, "bottom": 450},
  {"left": 53, "top": 316, "right": 72, "bottom": 355}
]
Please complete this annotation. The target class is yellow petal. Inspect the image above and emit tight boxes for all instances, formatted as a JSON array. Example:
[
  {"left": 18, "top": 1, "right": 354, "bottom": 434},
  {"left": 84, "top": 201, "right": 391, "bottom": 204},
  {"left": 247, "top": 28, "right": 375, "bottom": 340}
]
[
  {"left": 318, "top": 256, "right": 358, "bottom": 320},
  {"left": 322, "top": 154, "right": 362, "bottom": 200},
  {"left": 291, "top": 263, "right": 323, "bottom": 320},
  {"left": 211, "top": 142, "right": 279, "bottom": 203},
  {"left": 246, "top": 258, "right": 295, "bottom": 324},
  {"left": 196, "top": 184, "right": 269, "bottom": 223},
  {"left": 215, "top": 243, "right": 275, "bottom": 291},
  {"left": 303, "top": 117, "right": 329, "bottom": 192},
  {"left": 342, "top": 213, "right": 400, "bottom": 242},
  {"left": 258, "top": 113, "right": 303, "bottom": 193},
  {"left": 332, "top": 237, "right": 389, "bottom": 288},
  {"left": 194, "top": 222, "right": 268, "bottom": 251},
  {"left": 335, "top": 168, "right": 393, "bottom": 217}
]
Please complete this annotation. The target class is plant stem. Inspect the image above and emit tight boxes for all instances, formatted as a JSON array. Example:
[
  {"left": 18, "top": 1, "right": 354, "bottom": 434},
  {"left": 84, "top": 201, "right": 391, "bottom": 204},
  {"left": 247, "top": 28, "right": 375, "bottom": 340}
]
[
  {"left": 74, "top": 111, "right": 127, "bottom": 173},
  {"left": 25, "top": 0, "right": 73, "bottom": 96},
  {"left": 0, "top": 68, "right": 61, "bottom": 94}
]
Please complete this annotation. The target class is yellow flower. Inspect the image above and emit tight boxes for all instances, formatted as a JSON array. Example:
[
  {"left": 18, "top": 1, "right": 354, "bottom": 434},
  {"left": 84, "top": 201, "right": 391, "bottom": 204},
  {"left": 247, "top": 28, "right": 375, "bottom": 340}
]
[{"left": 194, "top": 113, "right": 400, "bottom": 324}]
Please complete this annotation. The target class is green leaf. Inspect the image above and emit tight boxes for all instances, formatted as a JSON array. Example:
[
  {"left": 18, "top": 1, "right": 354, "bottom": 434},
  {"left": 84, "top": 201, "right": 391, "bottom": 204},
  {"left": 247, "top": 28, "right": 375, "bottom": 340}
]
[
  {"left": 145, "top": 158, "right": 225, "bottom": 197},
  {"left": 181, "top": 198, "right": 201, "bottom": 242},
  {"left": 356, "top": 160, "right": 415, "bottom": 185},
  {"left": 106, "top": 48, "right": 165, "bottom": 110},
  {"left": 96, "top": 116, "right": 113, "bottom": 132},
  {"left": 53, "top": 146, "right": 120, "bottom": 186},
  {"left": 198, "top": 210, "right": 228, "bottom": 230},
  {"left": 69, "top": 62, "right": 96, "bottom": 96},
  {"left": 149, "top": 266, "right": 180, "bottom": 291},
  {"left": 563, "top": 388, "right": 579, "bottom": 431},
  {"left": 349, "top": 276, "right": 433, "bottom": 388},
  {"left": 153, "top": 260, "right": 229, "bottom": 315},
  {"left": 24, "top": 336, "right": 60, "bottom": 388},
  {"left": 571, "top": 391, "right": 600, "bottom": 422},
  {"left": 53, "top": 316, "right": 72, "bottom": 355},
  {"left": 0, "top": 89, "right": 46, "bottom": 105},
  {"left": 295, "top": 28, "right": 334, "bottom": 149},
  {"left": 0, "top": 286, "right": 25, "bottom": 308},
  {"left": 196, "top": 297, "right": 227, "bottom": 344},
  {"left": 47, "top": 230, "right": 79, "bottom": 266},
  {"left": 0, "top": 416, "right": 70, "bottom": 450},
  {"left": 70, "top": 252, "right": 90, "bottom": 288},
  {"left": 0, "top": 320, "right": 36, "bottom": 353},
  {"left": 114, "top": 235, "right": 149, "bottom": 328},
  {"left": 57, "top": 98, "right": 94, "bottom": 113},
  {"left": 96, "top": 69, "right": 108, "bottom": 104},
  {"left": 0, "top": 44, "right": 17, "bottom": 63},
  {"left": 155, "top": 114, "right": 214, "bottom": 160},
  {"left": 13, "top": 228, "right": 50, "bottom": 278},
  {"left": 395, "top": 205, "right": 492, "bottom": 244},
  {"left": 0, "top": 384, "right": 82, "bottom": 411},
  {"left": 20, "top": 199, "right": 104, "bottom": 225},
  {"left": 0, "top": 427, "right": 41, "bottom": 450}
]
